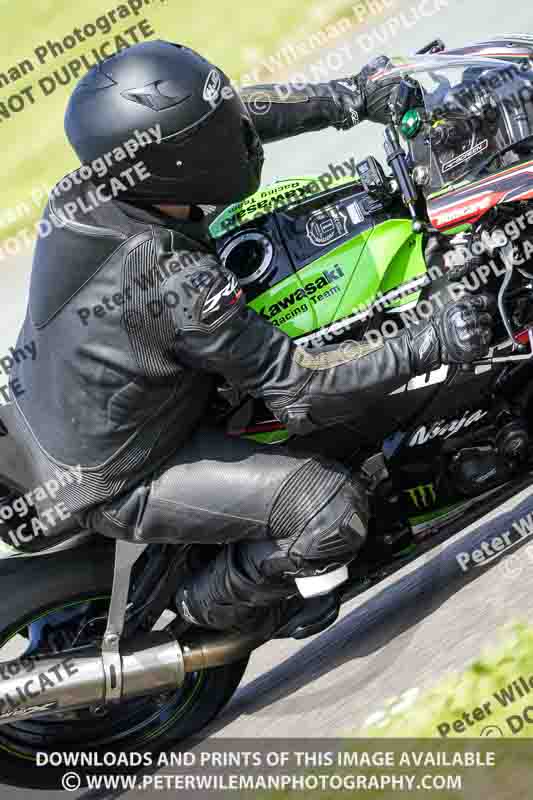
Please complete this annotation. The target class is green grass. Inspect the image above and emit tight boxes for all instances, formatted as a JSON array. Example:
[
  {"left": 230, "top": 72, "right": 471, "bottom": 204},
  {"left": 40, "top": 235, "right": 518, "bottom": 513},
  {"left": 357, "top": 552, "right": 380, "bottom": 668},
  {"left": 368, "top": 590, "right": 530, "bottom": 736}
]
[
  {"left": 362, "top": 621, "right": 533, "bottom": 739},
  {"left": 0, "top": 0, "right": 355, "bottom": 246},
  {"left": 249, "top": 623, "right": 533, "bottom": 800}
]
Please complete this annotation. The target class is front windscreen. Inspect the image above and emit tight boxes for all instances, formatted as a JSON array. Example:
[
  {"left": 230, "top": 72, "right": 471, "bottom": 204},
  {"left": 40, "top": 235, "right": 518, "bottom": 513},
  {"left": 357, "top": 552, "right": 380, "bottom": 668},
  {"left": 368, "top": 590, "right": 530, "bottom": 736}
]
[{"left": 370, "top": 55, "right": 533, "bottom": 194}]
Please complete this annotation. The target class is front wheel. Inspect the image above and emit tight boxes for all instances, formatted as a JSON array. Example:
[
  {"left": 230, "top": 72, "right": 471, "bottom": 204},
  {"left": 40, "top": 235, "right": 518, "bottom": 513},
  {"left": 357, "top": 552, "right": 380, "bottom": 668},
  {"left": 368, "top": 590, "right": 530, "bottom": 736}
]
[{"left": 0, "top": 541, "right": 248, "bottom": 790}]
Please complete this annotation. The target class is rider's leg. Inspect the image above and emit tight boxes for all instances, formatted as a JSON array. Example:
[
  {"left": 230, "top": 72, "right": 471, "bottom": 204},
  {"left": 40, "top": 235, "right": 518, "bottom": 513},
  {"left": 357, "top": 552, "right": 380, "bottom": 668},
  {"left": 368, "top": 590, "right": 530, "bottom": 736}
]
[
  {"left": 175, "top": 474, "right": 367, "bottom": 634},
  {"left": 80, "top": 426, "right": 368, "bottom": 633}
]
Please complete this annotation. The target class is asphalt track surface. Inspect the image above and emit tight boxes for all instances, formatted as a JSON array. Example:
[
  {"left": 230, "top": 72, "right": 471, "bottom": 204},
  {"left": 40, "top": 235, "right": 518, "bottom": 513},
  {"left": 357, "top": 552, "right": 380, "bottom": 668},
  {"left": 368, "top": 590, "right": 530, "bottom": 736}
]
[{"left": 3, "top": 1, "right": 533, "bottom": 797}]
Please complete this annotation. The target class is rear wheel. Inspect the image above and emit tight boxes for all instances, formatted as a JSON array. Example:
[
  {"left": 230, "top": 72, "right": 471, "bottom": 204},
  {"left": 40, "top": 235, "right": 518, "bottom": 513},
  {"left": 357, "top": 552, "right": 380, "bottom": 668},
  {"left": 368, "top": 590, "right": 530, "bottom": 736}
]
[{"left": 0, "top": 542, "right": 248, "bottom": 789}]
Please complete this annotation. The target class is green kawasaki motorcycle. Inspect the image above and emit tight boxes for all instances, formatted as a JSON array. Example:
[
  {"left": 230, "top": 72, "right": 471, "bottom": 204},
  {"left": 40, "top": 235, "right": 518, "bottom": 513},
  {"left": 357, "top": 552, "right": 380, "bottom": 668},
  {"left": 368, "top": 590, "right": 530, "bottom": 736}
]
[{"left": 2, "top": 38, "right": 533, "bottom": 789}]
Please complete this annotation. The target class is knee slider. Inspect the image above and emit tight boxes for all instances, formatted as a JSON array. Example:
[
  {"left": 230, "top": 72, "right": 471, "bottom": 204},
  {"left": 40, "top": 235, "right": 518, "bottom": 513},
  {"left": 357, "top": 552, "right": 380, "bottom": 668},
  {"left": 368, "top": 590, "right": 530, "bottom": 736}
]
[
  {"left": 269, "top": 458, "right": 351, "bottom": 541},
  {"left": 268, "top": 460, "right": 369, "bottom": 574},
  {"left": 289, "top": 480, "right": 368, "bottom": 564}
]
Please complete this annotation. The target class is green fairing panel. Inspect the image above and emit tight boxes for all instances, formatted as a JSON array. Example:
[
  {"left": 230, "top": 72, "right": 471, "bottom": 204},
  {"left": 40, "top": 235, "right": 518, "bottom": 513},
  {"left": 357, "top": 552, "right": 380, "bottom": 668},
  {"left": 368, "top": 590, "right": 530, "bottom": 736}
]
[
  {"left": 212, "top": 183, "right": 427, "bottom": 444},
  {"left": 249, "top": 267, "right": 325, "bottom": 338},
  {"left": 360, "top": 219, "right": 426, "bottom": 311},
  {"left": 209, "top": 175, "right": 358, "bottom": 239},
  {"left": 249, "top": 219, "right": 426, "bottom": 338},
  {"left": 245, "top": 430, "right": 290, "bottom": 445},
  {"left": 249, "top": 228, "right": 370, "bottom": 337}
]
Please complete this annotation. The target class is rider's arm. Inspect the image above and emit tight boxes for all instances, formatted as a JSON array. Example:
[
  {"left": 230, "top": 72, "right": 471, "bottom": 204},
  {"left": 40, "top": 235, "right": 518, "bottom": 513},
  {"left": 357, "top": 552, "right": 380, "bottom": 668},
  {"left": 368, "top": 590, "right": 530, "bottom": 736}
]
[
  {"left": 239, "top": 56, "right": 399, "bottom": 143},
  {"left": 164, "top": 257, "right": 489, "bottom": 436},
  {"left": 239, "top": 79, "right": 365, "bottom": 143}
]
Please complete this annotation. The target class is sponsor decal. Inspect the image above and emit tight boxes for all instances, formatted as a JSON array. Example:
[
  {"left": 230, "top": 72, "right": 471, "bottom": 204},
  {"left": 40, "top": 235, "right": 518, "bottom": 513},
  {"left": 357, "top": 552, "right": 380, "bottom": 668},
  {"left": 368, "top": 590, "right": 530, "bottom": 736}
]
[
  {"left": 405, "top": 482, "right": 437, "bottom": 509},
  {"left": 408, "top": 409, "right": 488, "bottom": 447},
  {"left": 306, "top": 204, "right": 349, "bottom": 247},
  {"left": 346, "top": 199, "right": 364, "bottom": 225},
  {"left": 0, "top": 654, "right": 78, "bottom": 719},
  {"left": 442, "top": 139, "right": 489, "bottom": 173},
  {"left": 222, "top": 182, "right": 308, "bottom": 229},
  {"left": 432, "top": 193, "right": 494, "bottom": 228},
  {"left": 202, "top": 69, "right": 222, "bottom": 104},
  {"left": 390, "top": 364, "right": 449, "bottom": 395},
  {"left": 259, "top": 267, "right": 344, "bottom": 322},
  {"left": 252, "top": 181, "right": 303, "bottom": 197},
  {"left": 202, "top": 273, "right": 242, "bottom": 319},
  {"left": 0, "top": 701, "right": 58, "bottom": 720}
]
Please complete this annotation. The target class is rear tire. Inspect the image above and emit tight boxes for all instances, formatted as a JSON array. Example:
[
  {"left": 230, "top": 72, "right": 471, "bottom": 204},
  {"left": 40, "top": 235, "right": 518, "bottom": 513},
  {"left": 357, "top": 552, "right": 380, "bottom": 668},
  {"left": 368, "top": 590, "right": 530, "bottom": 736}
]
[{"left": 0, "top": 541, "right": 248, "bottom": 789}]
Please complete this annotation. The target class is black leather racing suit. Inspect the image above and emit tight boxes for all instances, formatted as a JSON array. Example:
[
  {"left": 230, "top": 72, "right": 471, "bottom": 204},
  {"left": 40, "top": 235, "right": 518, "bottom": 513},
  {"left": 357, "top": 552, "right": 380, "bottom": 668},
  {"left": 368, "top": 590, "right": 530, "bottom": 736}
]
[{"left": 9, "top": 80, "right": 443, "bottom": 633}]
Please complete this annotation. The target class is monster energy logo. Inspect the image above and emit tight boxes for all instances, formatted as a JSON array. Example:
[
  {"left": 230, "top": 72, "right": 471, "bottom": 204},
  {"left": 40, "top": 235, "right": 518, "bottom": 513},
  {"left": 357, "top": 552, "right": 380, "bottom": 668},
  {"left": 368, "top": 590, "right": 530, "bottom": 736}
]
[{"left": 405, "top": 483, "right": 437, "bottom": 509}]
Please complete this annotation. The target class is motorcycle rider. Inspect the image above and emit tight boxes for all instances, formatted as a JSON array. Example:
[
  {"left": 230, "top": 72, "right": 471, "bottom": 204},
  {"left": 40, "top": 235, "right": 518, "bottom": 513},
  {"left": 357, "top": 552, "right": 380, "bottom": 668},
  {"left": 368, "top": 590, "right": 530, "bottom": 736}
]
[{"left": 10, "top": 40, "right": 493, "bottom": 635}]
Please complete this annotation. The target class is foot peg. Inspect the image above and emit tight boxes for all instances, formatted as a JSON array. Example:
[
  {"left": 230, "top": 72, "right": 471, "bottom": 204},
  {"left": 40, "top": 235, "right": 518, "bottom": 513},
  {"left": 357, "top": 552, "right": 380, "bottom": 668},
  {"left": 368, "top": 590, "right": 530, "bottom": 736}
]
[{"left": 274, "top": 594, "right": 340, "bottom": 640}]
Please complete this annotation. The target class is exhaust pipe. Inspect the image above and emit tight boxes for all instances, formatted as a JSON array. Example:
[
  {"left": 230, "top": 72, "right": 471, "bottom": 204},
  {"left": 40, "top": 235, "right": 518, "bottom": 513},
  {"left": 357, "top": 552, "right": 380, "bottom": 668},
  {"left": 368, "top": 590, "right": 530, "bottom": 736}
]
[
  {"left": 181, "top": 630, "right": 266, "bottom": 672},
  {"left": 0, "top": 629, "right": 264, "bottom": 725}
]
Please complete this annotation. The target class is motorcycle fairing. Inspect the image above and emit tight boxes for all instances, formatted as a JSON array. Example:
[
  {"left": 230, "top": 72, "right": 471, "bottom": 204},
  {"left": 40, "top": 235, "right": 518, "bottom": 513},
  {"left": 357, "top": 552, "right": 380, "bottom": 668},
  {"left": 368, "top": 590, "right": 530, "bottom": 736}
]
[{"left": 427, "top": 158, "right": 533, "bottom": 229}]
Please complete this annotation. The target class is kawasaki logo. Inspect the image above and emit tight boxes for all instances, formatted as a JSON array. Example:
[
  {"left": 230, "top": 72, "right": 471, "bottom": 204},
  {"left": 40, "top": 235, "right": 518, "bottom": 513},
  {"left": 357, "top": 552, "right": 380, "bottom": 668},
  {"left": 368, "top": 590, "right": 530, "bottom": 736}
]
[
  {"left": 260, "top": 267, "right": 344, "bottom": 321},
  {"left": 408, "top": 409, "right": 488, "bottom": 447}
]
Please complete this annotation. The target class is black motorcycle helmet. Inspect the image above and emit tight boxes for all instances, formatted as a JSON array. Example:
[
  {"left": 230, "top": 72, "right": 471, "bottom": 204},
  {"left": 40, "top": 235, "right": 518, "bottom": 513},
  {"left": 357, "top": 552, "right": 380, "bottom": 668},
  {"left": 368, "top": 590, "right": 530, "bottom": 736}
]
[{"left": 64, "top": 40, "right": 265, "bottom": 205}]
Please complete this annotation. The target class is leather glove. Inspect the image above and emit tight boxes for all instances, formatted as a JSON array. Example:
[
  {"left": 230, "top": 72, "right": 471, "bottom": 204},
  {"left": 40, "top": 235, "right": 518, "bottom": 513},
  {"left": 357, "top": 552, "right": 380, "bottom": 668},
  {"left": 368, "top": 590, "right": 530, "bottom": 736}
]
[
  {"left": 436, "top": 293, "right": 494, "bottom": 363},
  {"left": 330, "top": 55, "right": 401, "bottom": 129},
  {"left": 359, "top": 54, "right": 401, "bottom": 125},
  {"left": 408, "top": 293, "right": 494, "bottom": 371}
]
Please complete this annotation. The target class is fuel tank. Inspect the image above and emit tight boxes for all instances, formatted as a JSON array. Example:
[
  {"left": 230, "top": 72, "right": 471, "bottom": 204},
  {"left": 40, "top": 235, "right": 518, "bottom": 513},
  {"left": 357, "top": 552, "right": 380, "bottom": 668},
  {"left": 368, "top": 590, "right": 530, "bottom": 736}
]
[{"left": 210, "top": 175, "right": 426, "bottom": 342}]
